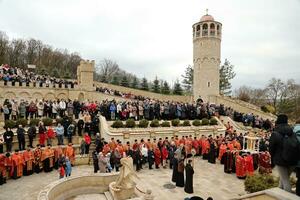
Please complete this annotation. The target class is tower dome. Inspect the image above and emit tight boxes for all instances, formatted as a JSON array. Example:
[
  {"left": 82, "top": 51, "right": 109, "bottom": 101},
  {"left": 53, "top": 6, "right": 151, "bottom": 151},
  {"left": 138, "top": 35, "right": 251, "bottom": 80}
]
[{"left": 200, "top": 14, "right": 215, "bottom": 22}]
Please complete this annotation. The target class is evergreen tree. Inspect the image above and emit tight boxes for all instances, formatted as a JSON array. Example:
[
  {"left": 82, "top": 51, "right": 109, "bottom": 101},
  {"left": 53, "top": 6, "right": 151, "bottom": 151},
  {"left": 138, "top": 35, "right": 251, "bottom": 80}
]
[
  {"left": 152, "top": 76, "right": 160, "bottom": 93},
  {"left": 51, "top": 68, "right": 60, "bottom": 78},
  {"left": 100, "top": 74, "right": 108, "bottom": 83},
  {"left": 220, "top": 59, "right": 236, "bottom": 96},
  {"left": 181, "top": 65, "right": 193, "bottom": 93},
  {"left": 161, "top": 81, "right": 171, "bottom": 94},
  {"left": 111, "top": 76, "right": 119, "bottom": 85},
  {"left": 131, "top": 77, "right": 139, "bottom": 89},
  {"left": 120, "top": 75, "right": 129, "bottom": 87},
  {"left": 173, "top": 80, "right": 183, "bottom": 95},
  {"left": 140, "top": 77, "right": 149, "bottom": 91},
  {"left": 63, "top": 71, "right": 71, "bottom": 79}
]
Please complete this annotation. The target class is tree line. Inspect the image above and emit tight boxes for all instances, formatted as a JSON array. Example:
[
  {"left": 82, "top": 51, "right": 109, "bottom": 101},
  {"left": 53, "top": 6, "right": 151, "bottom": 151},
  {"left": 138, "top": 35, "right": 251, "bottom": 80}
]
[
  {"left": 234, "top": 78, "right": 300, "bottom": 120},
  {"left": 0, "top": 31, "right": 82, "bottom": 79}
]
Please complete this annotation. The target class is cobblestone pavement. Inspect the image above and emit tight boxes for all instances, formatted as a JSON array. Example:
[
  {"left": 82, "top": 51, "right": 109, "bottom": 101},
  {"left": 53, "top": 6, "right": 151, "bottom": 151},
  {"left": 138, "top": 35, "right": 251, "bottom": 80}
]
[{"left": 0, "top": 158, "right": 247, "bottom": 200}]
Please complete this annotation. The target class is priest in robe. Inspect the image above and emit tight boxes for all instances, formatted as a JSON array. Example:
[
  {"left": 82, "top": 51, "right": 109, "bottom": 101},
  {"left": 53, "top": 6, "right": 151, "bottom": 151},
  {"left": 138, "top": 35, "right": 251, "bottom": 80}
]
[
  {"left": 4, "top": 152, "right": 13, "bottom": 178},
  {"left": 65, "top": 143, "right": 75, "bottom": 165},
  {"left": 218, "top": 141, "right": 227, "bottom": 163},
  {"left": 11, "top": 150, "right": 24, "bottom": 179},
  {"left": 33, "top": 144, "right": 42, "bottom": 173},
  {"left": 201, "top": 138, "right": 210, "bottom": 160},
  {"left": 172, "top": 151, "right": 179, "bottom": 183},
  {"left": 0, "top": 154, "right": 7, "bottom": 185},
  {"left": 184, "top": 159, "right": 194, "bottom": 194},
  {"left": 23, "top": 146, "right": 35, "bottom": 176},
  {"left": 42, "top": 145, "right": 54, "bottom": 172},
  {"left": 154, "top": 147, "right": 161, "bottom": 169},
  {"left": 208, "top": 140, "right": 217, "bottom": 164},
  {"left": 176, "top": 157, "right": 185, "bottom": 187},
  {"left": 223, "top": 148, "right": 233, "bottom": 173},
  {"left": 258, "top": 151, "right": 272, "bottom": 174},
  {"left": 236, "top": 154, "right": 246, "bottom": 179},
  {"left": 54, "top": 145, "right": 64, "bottom": 169},
  {"left": 244, "top": 153, "right": 254, "bottom": 176}
]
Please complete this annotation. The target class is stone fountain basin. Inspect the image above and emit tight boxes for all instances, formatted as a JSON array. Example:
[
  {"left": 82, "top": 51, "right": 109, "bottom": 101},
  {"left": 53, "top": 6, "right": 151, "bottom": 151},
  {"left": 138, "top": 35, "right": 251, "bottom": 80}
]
[{"left": 38, "top": 173, "right": 119, "bottom": 200}]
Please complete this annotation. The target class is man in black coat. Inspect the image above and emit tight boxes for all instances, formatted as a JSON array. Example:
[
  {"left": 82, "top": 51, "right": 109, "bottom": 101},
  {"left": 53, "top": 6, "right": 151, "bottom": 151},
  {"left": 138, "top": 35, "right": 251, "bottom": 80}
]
[
  {"left": 17, "top": 125, "right": 26, "bottom": 151},
  {"left": 27, "top": 125, "right": 37, "bottom": 148},
  {"left": 3, "top": 127, "right": 14, "bottom": 152},
  {"left": 269, "top": 114, "right": 297, "bottom": 192},
  {"left": 184, "top": 159, "right": 194, "bottom": 194},
  {"left": 147, "top": 148, "right": 154, "bottom": 169}
]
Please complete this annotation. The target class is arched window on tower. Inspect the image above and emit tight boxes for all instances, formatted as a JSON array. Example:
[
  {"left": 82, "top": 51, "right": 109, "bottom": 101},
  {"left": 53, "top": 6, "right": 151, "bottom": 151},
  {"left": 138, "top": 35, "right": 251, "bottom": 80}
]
[
  {"left": 202, "top": 23, "right": 208, "bottom": 36},
  {"left": 210, "top": 23, "right": 215, "bottom": 36},
  {"left": 208, "top": 82, "right": 211, "bottom": 87},
  {"left": 217, "top": 25, "right": 221, "bottom": 36},
  {"left": 193, "top": 27, "right": 195, "bottom": 37},
  {"left": 196, "top": 25, "right": 200, "bottom": 37}
]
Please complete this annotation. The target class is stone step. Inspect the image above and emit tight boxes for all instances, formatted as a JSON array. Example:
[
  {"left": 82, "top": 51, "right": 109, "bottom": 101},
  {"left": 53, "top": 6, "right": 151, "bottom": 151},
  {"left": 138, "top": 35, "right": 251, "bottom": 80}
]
[{"left": 104, "top": 191, "right": 113, "bottom": 200}]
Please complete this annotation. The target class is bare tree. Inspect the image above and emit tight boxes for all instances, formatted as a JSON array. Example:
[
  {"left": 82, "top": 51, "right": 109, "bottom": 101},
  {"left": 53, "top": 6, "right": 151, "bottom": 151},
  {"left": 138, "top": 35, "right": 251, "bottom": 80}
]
[
  {"left": 0, "top": 31, "right": 9, "bottom": 64},
  {"left": 266, "top": 78, "right": 285, "bottom": 112}
]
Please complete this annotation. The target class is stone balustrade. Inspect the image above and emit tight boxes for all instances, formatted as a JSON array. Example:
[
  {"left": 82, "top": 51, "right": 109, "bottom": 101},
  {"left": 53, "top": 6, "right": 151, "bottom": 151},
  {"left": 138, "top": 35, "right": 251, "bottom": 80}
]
[
  {"left": 38, "top": 174, "right": 119, "bottom": 200},
  {"left": 100, "top": 116, "right": 226, "bottom": 143}
]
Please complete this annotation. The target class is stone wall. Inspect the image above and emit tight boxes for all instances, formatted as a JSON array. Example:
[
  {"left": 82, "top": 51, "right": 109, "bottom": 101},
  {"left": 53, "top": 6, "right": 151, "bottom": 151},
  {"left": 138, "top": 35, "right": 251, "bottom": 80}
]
[
  {"left": 209, "top": 95, "right": 276, "bottom": 120},
  {"left": 0, "top": 81, "right": 128, "bottom": 103},
  {"left": 94, "top": 81, "right": 192, "bottom": 102}
]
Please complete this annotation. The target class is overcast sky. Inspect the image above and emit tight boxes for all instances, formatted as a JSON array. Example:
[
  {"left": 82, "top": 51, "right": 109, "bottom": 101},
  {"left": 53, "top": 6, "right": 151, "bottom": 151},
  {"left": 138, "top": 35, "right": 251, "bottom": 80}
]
[{"left": 0, "top": 0, "right": 299, "bottom": 89}]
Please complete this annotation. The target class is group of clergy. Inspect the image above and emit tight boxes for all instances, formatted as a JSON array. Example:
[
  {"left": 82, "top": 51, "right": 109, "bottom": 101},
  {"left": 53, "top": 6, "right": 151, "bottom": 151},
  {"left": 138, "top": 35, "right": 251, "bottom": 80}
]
[{"left": 0, "top": 143, "right": 75, "bottom": 185}]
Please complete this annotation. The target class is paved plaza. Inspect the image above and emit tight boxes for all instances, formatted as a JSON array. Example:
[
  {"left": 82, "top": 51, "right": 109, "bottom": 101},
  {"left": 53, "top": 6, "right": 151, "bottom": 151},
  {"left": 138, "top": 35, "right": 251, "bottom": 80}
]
[{"left": 0, "top": 157, "right": 246, "bottom": 200}]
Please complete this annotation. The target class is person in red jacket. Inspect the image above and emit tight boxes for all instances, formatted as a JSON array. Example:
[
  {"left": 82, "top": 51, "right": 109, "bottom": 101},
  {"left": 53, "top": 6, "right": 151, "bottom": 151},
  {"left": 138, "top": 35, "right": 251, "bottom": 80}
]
[
  {"left": 161, "top": 145, "right": 168, "bottom": 168},
  {"left": 47, "top": 126, "right": 56, "bottom": 146},
  {"left": 84, "top": 133, "right": 91, "bottom": 154},
  {"left": 154, "top": 147, "right": 161, "bottom": 169}
]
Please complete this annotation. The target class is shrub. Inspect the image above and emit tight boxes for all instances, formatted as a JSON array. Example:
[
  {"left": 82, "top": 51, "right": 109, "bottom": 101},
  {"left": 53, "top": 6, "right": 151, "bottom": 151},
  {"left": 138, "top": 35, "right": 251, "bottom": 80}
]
[
  {"left": 161, "top": 121, "right": 171, "bottom": 127},
  {"left": 138, "top": 119, "right": 149, "bottom": 128},
  {"left": 16, "top": 118, "right": 28, "bottom": 127},
  {"left": 4, "top": 120, "right": 16, "bottom": 129},
  {"left": 171, "top": 119, "right": 180, "bottom": 127},
  {"left": 182, "top": 120, "right": 191, "bottom": 126},
  {"left": 150, "top": 119, "right": 160, "bottom": 127},
  {"left": 42, "top": 118, "right": 53, "bottom": 126},
  {"left": 111, "top": 120, "right": 124, "bottom": 128},
  {"left": 192, "top": 119, "right": 201, "bottom": 126},
  {"left": 201, "top": 118, "right": 209, "bottom": 126},
  {"left": 29, "top": 118, "right": 40, "bottom": 126},
  {"left": 125, "top": 119, "right": 136, "bottom": 128},
  {"left": 244, "top": 174, "right": 278, "bottom": 193},
  {"left": 209, "top": 118, "right": 218, "bottom": 125}
]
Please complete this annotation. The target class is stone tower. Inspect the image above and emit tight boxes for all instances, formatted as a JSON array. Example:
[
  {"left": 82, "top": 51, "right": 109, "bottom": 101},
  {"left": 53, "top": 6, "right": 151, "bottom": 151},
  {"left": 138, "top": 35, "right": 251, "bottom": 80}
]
[
  {"left": 192, "top": 12, "right": 222, "bottom": 102},
  {"left": 77, "top": 60, "right": 95, "bottom": 91}
]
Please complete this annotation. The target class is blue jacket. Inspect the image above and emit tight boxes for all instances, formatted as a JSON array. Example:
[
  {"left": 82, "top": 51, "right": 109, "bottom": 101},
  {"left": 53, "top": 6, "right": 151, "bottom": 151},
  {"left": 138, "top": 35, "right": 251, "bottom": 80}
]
[{"left": 294, "top": 124, "right": 300, "bottom": 167}]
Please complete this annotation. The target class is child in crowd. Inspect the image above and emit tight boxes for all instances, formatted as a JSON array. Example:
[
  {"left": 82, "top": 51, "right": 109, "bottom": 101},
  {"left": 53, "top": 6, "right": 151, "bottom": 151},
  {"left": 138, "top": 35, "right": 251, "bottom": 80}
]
[
  {"left": 106, "top": 152, "right": 112, "bottom": 172},
  {"left": 80, "top": 139, "right": 86, "bottom": 156},
  {"left": 58, "top": 165, "right": 65, "bottom": 179},
  {"left": 65, "top": 157, "right": 72, "bottom": 177}
]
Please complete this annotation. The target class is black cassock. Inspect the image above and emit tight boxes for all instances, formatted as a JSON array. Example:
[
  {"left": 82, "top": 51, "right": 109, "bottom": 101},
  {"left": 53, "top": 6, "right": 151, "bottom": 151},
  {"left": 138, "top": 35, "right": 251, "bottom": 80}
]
[
  {"left": 223, "top": 151, "right": 233, "bottom": 173},
  {"left": 176, "top": 160, "right": 184, "bottom": 187},
  {"left": 172, "top": 158, "right": 178, "bottom": 182},
  {"left": 43, "top": 158, "right": 52, "bottom": 172},
  {"left": 184, "top": 163, "right": 194, "bottom": 194},
  {"left": 208, "top": 143, "right": 216, "bottom": 164}
]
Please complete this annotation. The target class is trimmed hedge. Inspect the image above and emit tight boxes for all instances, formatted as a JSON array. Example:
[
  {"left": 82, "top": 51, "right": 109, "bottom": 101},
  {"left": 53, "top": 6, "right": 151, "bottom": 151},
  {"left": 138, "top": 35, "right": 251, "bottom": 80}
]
[
  {"left": 16, "top": 118, "right": 28, "bottom": 127},
  {"left": 244, "top": 174, "right": 278, "bottom": 193},
  {"left": 125, "top": 119, "right": 136, "bottom": 128},
  {"left": 209, "top": 118, "right": 218, "bottom": 125},
  {"left": 42, "top": 118, "right": 53, "bottom": 126},
  {"left": 111, "top": 120, "right": 124, "bottom": 128},
  {"left": 4, "top": 120, "right": 16, "bottom": 129},
  {"left": 29, "top": 118, "right": 40, "bottom": 126},
  {"left": 171, "top": 119, "right": 180, "bottom": 127},
  {"left": 161, "top": 121, "right": 171, "bottom": 127},
  {"left": 150, "top": 119, "right": 160, "bottom": 127},
  {"left": 201, "top": 118, "right": 209, "bottom": 126},
  {"left": 192, "top": 119, "right": 201, "bottom": 126},
  {"left": 182, "top": 120, "right": 191, "bottom": 126},
  {"left": 138, "top": 119, "right": 149, "bottom": 128}
]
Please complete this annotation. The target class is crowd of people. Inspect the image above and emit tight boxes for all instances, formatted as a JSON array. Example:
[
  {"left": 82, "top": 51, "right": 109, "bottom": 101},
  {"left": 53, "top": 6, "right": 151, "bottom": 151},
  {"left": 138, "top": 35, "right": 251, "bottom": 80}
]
[
  {"left": 0, "top": 143, "right": 75, "bottom": 184},
  {"left": 0, "top": 64, "right": 77, "bottom": 87}
]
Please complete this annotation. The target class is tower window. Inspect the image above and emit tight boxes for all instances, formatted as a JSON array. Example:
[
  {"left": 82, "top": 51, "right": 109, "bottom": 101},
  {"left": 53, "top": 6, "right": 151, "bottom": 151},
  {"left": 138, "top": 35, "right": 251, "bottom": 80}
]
[
  {"left": 196, "top": 25, "right": 200, "bottom": 37},
  {"left": 208, "top": 82, "right": 211, "bottom": 87},
  {"left": 210, "top": 23, "right": 215, "bottom": 36},
  {"left": 217, "top": 25, "right": 221, "bottom": 36},
  {"left": 202, "top": 23, "right": 208, "bottom": 36}
]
